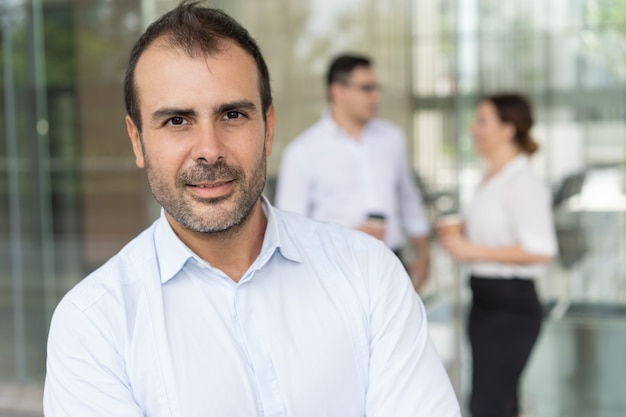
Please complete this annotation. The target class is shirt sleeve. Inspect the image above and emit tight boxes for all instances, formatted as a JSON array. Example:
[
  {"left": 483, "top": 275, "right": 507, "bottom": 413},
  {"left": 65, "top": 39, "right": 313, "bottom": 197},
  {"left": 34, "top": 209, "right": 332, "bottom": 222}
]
[
  {"left": 44, "top": 299, "right": 145, "bottom": 417},
  {"left": 396, "top": 137, "right": 430, "bottom": 237},
  {"left": 509, "top": 174, "right": 558, "bottom": 257},
  {"left": 274, "top": 142, "right": 313, "bottom": 215},
  {"left": 365, "top": 246, "right": 460, "bottom": 416}
]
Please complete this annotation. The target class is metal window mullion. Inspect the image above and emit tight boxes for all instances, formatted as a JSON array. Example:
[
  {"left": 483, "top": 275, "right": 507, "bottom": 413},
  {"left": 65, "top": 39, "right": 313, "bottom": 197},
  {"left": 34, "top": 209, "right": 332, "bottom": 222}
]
[
  {"left": 32, "top": 0, "right": 57, "bottom": 335},
  {"left": 2, "top": 1, "right": 26, "bottom": 383}
]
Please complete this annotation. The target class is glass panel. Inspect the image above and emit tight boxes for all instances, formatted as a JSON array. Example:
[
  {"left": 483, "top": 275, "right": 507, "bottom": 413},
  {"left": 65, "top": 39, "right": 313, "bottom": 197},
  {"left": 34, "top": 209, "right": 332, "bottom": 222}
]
[{"left": 1, "top": 0, "right": 145, "bottom": 386}]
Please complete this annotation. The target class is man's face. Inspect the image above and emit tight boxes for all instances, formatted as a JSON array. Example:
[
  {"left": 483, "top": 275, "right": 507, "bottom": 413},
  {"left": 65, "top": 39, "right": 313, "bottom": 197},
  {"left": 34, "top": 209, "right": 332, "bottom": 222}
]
[
  {"left": 126, "top": 40, "right": 275, "bottom": 234},
  {"left": 336, "top": 66, "right": 381, "bottom": 123}
]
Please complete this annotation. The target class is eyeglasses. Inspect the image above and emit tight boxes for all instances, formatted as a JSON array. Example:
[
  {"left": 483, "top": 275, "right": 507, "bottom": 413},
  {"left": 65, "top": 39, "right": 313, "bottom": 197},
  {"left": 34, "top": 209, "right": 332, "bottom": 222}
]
[{"left": 340, "top": 82, "right": 382, "bottom": 94}]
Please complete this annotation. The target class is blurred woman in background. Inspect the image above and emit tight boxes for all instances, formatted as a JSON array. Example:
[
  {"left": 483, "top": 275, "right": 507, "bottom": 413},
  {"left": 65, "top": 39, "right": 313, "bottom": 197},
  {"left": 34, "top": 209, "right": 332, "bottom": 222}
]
[{"left": 439, "top": 93, "right": 558, "bottom": 417}]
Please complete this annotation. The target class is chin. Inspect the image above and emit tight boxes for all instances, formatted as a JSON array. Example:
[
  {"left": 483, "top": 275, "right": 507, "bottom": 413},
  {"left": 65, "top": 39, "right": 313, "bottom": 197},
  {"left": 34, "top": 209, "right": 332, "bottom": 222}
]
[{"left": 361, "top": 113, "right": 376, "bottom": 123}]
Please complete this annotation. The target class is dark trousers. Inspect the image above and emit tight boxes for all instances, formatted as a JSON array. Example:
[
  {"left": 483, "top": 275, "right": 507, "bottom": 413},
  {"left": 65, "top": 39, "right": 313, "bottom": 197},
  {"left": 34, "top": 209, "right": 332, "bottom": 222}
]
[{"left": 468, "top": 276, "right": 543, "bottom": 417}]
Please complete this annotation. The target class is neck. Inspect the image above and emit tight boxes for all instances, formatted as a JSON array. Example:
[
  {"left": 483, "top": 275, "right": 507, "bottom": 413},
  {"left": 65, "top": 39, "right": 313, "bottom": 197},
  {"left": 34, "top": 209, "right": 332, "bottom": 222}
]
[
  {"left": 331, "top": 107, "right": 367, "bottom": 140},
  {"left": 166, "top": 201, "right": 267, "bottom": 282},
  {"left": 486, "top": 145, "right": 521, "bottom": 176}
]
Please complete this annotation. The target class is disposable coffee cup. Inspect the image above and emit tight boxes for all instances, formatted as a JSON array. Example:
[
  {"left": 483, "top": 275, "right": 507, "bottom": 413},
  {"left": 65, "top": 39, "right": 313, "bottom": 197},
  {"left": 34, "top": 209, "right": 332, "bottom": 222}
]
[
  {"left": 364, "top": 213, "right": 386, "bottom": 239},
  {"left": 436, "top": 214, "right": 463, "bottom": 236},
  {"left": 366, "top": 213, "right": 386, "bottom": 223}
]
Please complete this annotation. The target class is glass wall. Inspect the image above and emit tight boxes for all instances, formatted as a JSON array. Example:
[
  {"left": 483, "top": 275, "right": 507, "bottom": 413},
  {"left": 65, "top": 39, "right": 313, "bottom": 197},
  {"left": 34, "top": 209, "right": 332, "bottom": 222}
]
[
  {"left": 1, "top": 0, "right": 146, "bottom": 383},
  {"left": 0, "top": 0, "right": 625, "bottom": 409}
]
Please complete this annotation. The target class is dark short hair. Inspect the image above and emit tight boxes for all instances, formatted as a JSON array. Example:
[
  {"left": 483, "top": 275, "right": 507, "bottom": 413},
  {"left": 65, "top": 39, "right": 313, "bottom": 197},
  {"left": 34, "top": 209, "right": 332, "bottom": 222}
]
[
  {"left": 326, "top": 54, "right": 372, "bottom": 89},
  {"left": 482, "top": 92, "right": 539, "bottom": 155},
  {"left": 123, "top": 0, "right": 272, "bottom": 132}
]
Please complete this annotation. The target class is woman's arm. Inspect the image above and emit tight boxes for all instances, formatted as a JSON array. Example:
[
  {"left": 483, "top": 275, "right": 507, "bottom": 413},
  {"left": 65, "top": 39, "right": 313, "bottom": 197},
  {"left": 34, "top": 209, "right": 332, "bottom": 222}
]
[{"left": 439, "top": 234, "right": 552, "bottom": 265}]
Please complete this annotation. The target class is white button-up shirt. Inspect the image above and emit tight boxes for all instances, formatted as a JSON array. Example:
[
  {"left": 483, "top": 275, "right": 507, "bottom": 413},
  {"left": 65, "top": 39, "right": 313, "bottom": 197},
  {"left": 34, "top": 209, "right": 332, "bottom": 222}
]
[
  {"left": 465, "top": 155, "right": 558, "bottom": 278},
  {"left": 275, "top": 114, "right": 429, "bottom": 250},
  {"left": 44, "top": 198, "right": 460, "bottom": 417}
]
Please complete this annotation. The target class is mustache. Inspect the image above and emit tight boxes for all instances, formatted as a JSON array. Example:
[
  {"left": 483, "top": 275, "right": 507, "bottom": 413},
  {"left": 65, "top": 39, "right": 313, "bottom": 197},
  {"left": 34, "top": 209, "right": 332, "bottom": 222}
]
[{"left": 178, "top": 160, "right": 243, "bottom": 184}]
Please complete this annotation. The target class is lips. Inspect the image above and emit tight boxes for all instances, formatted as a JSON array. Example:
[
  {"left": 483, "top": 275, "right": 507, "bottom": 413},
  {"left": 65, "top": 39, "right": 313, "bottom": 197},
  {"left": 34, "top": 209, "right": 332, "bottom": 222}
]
[
  {"left": 179, "top": 161, "right": 242, "bottom": 198},
  {"left": 182, "top": 176, "right": 237, "bottom": 200},
  {"left": 189, "top": 179, "right": 234, "bottom": 188}
]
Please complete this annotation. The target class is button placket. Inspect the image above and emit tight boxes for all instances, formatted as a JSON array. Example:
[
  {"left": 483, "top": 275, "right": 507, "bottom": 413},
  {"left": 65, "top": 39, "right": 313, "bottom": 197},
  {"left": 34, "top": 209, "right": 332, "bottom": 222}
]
[{"left": 232, "top": 278, "right": 286, "bottom": 417}]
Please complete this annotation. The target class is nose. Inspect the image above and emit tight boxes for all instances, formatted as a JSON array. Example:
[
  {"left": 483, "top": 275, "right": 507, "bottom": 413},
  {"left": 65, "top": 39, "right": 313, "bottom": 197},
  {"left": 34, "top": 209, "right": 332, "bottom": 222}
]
[
  {"left": 370, "top": 89, "right": 382, "bottom": 105},
  {"left": 190, "top": 121, "right": 226, "bottom": 163}
]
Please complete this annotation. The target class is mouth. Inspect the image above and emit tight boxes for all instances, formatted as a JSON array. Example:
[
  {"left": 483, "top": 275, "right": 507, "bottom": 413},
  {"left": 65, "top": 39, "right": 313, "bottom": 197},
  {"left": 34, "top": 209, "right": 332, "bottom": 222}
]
[
  {"left": 186, "top": 178, "right": 236, "bottom": 198},
  {"left": 189, "top": 179, "right": 234, "bottom": 188}
]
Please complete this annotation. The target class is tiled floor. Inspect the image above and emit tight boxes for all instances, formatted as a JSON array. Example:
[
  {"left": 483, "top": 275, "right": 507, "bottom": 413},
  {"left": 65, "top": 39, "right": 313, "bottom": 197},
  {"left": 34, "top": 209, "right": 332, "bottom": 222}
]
[
  {"left": 428, "top": 295, "right": 626, "bottom": 417},
  {"left": 521, "top": 304, "right": 626, "bottom": 417},
  {"left": 0, "top": 383, "right": 42, "bottom": 417}
]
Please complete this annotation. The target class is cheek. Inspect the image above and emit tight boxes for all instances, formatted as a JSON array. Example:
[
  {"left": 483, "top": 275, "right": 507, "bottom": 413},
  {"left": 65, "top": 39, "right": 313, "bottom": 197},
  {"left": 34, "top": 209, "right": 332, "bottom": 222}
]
[
  {"left": 230, "top": 137, "right": 264, "bottom": 169},
  {"left": 474, "top": 122, "right": 498, "bottom": 141},
  {"left": 471, "top": 127, "right": 492, "bottom": 153},
  {"left": 144, "top": 145, "right": 186, "bottom": 178}
]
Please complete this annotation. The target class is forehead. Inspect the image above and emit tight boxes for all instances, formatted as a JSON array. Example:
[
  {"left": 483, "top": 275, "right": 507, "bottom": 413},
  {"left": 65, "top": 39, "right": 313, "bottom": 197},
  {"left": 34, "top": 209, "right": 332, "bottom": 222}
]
[
  {"left": 134, "top": 39, "right": 260, "bottom": 105},
  {"left": 478, "top": 101, "right": 499, "bottom": 118},
  {"left": 347, "top": 66, "right": 376, "bottom": 82}
]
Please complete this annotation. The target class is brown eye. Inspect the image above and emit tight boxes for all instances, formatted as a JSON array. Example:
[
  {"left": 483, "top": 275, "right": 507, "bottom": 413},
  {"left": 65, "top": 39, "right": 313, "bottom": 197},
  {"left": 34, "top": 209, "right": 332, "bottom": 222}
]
[{"left": 225, "top": 111, "right": 243, "bottom": 119}]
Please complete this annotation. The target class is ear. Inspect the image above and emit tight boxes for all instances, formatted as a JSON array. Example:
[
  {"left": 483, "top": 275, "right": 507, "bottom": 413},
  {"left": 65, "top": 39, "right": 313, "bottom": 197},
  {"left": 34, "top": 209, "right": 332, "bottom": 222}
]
[
  {"left": 264, "top": 105, "right": 276, "bottom": 157},
  {"left": 329, "top": 83, "right": 342, "bottom": 103},
  {"left": 126, "top": 115, "right": 145, "bottom": 168}
]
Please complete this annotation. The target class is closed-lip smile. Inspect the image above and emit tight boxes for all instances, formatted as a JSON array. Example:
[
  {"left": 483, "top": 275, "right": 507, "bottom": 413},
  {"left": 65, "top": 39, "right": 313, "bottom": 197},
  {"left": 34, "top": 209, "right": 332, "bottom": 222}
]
[
  {"left": 190, "top": 179, "right": 233, "bottom": 188},
  {"left": 187, "top": 179, "right": 235, "bottom": 197}
]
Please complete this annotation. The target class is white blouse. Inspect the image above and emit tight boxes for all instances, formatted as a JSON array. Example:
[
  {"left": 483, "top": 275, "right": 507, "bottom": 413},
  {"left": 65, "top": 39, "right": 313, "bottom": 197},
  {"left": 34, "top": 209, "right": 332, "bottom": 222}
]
[{"left": 464, "top": 155, "right": 558, "bottom": 278}]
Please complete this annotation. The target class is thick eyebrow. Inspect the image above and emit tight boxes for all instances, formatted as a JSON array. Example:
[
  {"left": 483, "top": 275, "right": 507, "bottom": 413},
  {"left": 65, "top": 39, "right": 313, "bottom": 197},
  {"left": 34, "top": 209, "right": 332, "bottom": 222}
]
[
  {"left": 151, "top": 107, "right": 197, "bottom": 124},
  {"left": 214, "top": 100, "right": 258, "bottom": 116},
  {"left": 150, "top": 100, "right": 259, "bottom": 125}
]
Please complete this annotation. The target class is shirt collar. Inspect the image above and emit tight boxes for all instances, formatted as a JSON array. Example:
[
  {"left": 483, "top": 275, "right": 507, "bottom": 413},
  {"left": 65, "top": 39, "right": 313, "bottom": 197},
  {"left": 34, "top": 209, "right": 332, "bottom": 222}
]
[
  {"left": 154, "top": 195, "right": 302, "bottom": 284},
  {"left": 154, "top": 209, "right": 200, "bottom": 284},
  {"left": 320, "top": 110, "right": 342, "bottom": 136}
]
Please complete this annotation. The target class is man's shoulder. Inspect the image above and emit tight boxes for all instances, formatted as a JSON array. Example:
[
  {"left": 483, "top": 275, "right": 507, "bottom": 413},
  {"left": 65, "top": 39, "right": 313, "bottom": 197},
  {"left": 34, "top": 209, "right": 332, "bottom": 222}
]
[{"left": 59, "top": 221, "right": 159, "bottom": 313}]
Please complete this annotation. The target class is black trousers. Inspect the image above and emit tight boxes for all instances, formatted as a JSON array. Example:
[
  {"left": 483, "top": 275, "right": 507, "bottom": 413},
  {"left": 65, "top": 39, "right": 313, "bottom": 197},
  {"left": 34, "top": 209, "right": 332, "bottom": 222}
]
[{"left": 468, "top": 275, "right": 543, "bottom": 417}]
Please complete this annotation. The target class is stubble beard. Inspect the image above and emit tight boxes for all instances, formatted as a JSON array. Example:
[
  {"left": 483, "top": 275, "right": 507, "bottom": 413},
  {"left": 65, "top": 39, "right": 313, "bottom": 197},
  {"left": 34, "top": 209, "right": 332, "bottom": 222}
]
[{"left": 143, "top": 144, "right": 267, "bottom": 237}]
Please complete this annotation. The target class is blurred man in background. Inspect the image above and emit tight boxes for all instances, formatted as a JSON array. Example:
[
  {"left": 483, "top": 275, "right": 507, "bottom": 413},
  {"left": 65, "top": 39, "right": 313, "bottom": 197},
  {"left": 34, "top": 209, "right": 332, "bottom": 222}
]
[{"left": 276, "top": 54, "right": 431, "bottom": 291}]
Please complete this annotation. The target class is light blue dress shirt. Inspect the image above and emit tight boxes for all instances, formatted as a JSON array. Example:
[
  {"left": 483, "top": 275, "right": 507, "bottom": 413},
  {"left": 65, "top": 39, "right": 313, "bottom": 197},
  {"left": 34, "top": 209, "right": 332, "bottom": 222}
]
[{"left": 44, "top": 198, "right": 460, "bottom": 417}]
